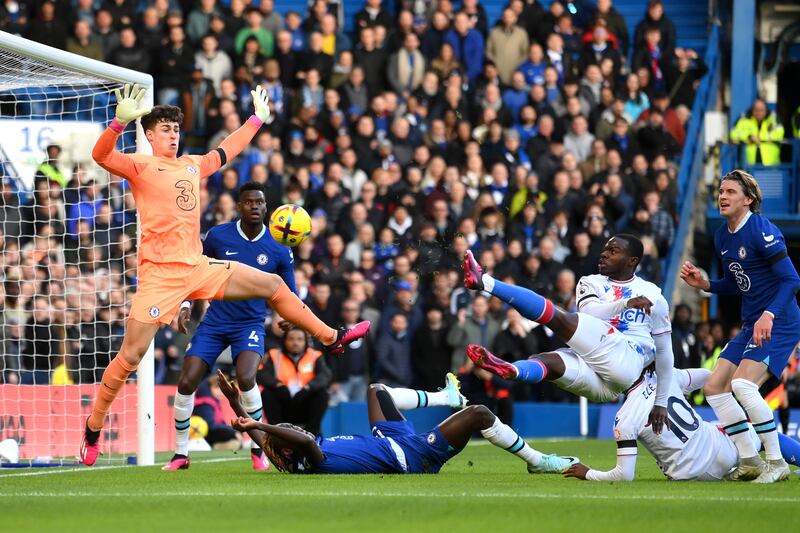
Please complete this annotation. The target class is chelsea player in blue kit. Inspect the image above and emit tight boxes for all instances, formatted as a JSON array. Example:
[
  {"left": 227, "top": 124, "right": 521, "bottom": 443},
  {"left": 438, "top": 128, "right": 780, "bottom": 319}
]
[
  {"left": 163, "top": 182, "right": 296, "bottom": 471},
  {"left": 216, "top": 369, "right": 578, "bottom": 475},
  {"left": 681, "top": 170, "right": 800, "bottom": 483}
]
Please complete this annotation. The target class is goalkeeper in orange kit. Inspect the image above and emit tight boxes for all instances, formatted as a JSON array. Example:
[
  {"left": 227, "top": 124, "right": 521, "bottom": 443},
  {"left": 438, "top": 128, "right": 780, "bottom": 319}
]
[{"left": 80, "top": 84, "right": 369, "bottom": 465}]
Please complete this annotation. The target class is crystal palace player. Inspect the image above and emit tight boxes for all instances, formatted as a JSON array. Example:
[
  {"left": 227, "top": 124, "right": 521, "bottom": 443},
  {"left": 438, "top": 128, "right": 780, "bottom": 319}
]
[
  {"left": 464, "top": 235, "right": 673, "bottom": 432},
  {"left": 216, "top": 369, "right": 577, "bottom": 475},
  {"left": 81, "top": 85, "right": 369, "bottom": 465},
  {"left": 681, "top": 170, "right": 800, "bottom": 483},
  {"left": 162, "top": 182, "right": 294, "bottom": 471},
  {"left": 563, "top": 367, "right": 800, "bottom": 481}
]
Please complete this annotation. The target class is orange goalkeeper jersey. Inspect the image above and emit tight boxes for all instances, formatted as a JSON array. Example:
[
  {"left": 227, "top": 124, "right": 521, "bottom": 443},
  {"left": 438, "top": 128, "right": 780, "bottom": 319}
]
[{"left": 92, "top": 120, "right": 259, "bottom": 266}]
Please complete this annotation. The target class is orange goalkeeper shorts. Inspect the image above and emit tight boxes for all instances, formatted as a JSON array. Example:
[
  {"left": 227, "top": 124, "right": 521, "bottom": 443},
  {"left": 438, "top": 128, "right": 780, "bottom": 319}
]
[{"left": 129, "top": 257, "right": 239, "bottom": 325}]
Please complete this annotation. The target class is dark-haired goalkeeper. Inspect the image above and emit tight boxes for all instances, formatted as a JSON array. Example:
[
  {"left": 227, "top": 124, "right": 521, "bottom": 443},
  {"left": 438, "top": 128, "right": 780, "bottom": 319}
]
[
  {"left": 162, "top": 182, "right": 296, "bottom": 471},
  {"left": 81, "top": 85, "right": 369, "bottom": 466}
]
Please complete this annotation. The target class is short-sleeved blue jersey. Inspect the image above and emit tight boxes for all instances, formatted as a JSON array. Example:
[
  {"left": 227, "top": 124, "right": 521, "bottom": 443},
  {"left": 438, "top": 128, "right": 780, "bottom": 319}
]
[
  {"left": 296, "top": 435, "right": 404, "bottom": 474},
  {"left": 201, "top": 220, "right": 296, "bottom": 327},
  {"left": 714, "top": 212, "right": 800, "bottom": 325}
]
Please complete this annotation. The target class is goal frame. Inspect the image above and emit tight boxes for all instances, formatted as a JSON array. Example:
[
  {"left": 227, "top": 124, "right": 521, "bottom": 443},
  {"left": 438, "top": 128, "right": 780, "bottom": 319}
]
[{"left": 0, "top": 30, "right": 156, "bottom": 466}]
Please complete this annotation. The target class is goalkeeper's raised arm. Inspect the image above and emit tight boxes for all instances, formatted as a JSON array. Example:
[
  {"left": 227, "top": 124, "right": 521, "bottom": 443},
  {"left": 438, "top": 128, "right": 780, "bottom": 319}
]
[{"left": 92, "top": 83, "right": 272, "bottom": 179}]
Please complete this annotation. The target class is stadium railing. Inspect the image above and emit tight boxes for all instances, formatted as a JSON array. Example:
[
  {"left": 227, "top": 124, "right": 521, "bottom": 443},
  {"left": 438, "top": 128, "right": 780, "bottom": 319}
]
[{"left": 662, "top": 23, "right": 722, "bottom": 305}]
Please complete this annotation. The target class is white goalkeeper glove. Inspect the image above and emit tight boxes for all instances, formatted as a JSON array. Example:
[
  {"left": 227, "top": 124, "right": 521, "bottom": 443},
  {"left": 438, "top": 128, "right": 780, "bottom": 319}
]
[
  {"left": 113, "top": 83, "right": 151, "bottom": 125},
  {"left": 250, "top": 85, "right": 273, "bottom": 124}
]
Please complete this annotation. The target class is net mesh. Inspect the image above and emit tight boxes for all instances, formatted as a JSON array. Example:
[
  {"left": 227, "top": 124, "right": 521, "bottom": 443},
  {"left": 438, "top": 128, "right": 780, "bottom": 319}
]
[{"left": 0, "top": 43, "right": 143, "bottom": 465}]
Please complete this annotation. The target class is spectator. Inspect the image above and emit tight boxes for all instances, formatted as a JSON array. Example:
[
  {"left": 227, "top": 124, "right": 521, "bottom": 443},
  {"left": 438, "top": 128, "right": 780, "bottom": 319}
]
[
  {"left": 387, "top": 32, "right": 426, "bottom": 99},
  {"left": 665, "top": 48, "right": 708, "bottom": 109},
  {"left": 195, "top": 34, "right": 233, "bottom": 97},
  {"left": 26, "top": 1, "right": 67, "bottom": 50},
  {"left": 91, "top": 8, "right": 119, "bottom": 60},
  {"left": 642, "top": 190, "right": 674, "bottom": 256},
  {"left": 234, "top": 7, "right": 273, "bottom": 57},
  {"left": 634, "top": 0, "right": 676, "bottom": 57},
  {"left": 258, "top": 0, "right": 283, "bottom": 37},
  {"left": 186, "top": 0, "right": 221, "bottom": 44},
  {"left": 67, "top": 20, "right": 103, "bottom": 61},
  {"left": 156, "top": 24, "right": 194, "bottom": 105},
  {"left": 444, "top": 11, "right": 485, "bottom": 83},
  {"left": 486, "top": 8, "right": 530, "bottom": 85},
  {"left": 564, "top": 115, "right": 595, "bottom": 163},
  {"left": 375, "top": 312, "right": 413, "bottom": 387},
  {"left": 258, "top": 328, "right": 331, "bottom": 436},
  {"left": 109, "top": 26, "right": 150, "bottom": 73},
  {"left": 354, "top": 27, "right": 387, "bottom": 95},
  {"left": 595, "top": 0, "right": 629, "bottom": 54},
  {"left": 447, "top": 295, "right": 501, "bottom": 371},
  {"left": 328, "top": 300, "right": 370, "bottom": 403},
  {"left": 730, "top": 98, "right": 784, "bottom": 166},
  {"left": 354, "top": 0, "right": 391, "bottom": 43},
  {"left": 412, "top": 307, "right": 455, "bottom": 390}
]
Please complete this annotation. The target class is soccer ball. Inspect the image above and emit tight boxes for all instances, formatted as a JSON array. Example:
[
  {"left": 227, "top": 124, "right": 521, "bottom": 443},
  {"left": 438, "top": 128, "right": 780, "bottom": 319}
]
[
  {"left": 188, "top": 416, "right": 209, "bottom": 440},
  {"left": 269, "top": 204, "right": 312, "bottom": 247}
]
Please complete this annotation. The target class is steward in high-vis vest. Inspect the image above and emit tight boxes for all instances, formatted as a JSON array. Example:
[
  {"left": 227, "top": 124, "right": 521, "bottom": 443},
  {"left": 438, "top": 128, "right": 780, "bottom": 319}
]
[
  {"left": 730, "top": 99, "right": 784, "bottom": 166},
  {"left": 257, "top": 328, "right": 332, "bottom": 435},
  {"left": 34, "top": 144, "right": 68, "bottom": 187}
]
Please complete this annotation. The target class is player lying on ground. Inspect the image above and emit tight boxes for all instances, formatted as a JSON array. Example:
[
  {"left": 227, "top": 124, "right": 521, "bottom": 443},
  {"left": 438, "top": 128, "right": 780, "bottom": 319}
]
[
  {"left": 464, "top": 234, "right": 673, "bottom": 431},
  {"left": 163, "top": 182, "right": 294, "bottom": 472},
  {"left": 563, "top": 367, "right": 800, "bottom": 481},
  {"left": 217, "top": 370, "right": 577, "bottom": 474},
  {"left": 81, "top": 84, "right": 369, "bottom": 465},
  {"left": 681, "top": 170, "right": 800, "bottom": 482}
]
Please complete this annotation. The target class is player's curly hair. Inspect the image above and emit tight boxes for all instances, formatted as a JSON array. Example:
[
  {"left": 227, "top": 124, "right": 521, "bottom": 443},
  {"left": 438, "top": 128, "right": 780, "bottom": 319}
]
[
  {"left": 721, "top": 169, "right": 762, "bottom": 214},
  {"left": 140, "top": 105, "right": 184, "bottom": 131},
  {"left": 261, "top": 434, "right": 291, "bottom": 472}
]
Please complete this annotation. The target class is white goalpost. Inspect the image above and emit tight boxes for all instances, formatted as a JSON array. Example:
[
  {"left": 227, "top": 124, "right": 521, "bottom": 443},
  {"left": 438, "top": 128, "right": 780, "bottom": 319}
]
[{"left": 0, "top": 31, "right": 155, "bottom": 466}]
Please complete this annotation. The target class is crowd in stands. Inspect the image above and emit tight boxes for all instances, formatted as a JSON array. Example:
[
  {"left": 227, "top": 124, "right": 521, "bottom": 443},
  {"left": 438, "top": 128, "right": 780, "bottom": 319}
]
[{"left": 4, "top": 0, "right": 767, "bottom": 419}]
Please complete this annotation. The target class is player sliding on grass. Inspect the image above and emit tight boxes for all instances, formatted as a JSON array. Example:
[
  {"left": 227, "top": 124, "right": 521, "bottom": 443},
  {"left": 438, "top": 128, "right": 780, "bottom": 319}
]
[
  {"left": 217, "top": 369, "right": 577, "bottom": 474},
  {"left": 81, "top": 84, "right": 369, "bottom": 465},
  {"left": 463, "top": 234, "right": 673, "bottom": 429},
  {"left": 162, "top": 182, "right": 294, "bottom": 472},
  {"left": 562, "top": 367, "right": 800, "bottom": 481},
  {"left": 681, "top": 170, "right": 800, "bottom": 483}
]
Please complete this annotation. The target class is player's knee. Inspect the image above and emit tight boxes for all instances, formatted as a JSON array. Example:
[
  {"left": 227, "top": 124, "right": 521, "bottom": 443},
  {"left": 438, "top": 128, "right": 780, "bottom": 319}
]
[
  {"left": 177, "top": 375, "right": 198, "bottom": 395},
  {"left": 703, "top": 379, "right": 726, "bottom": 397},
  {"left": 467, "top": 405, "right": 495, "bottom": 428},
  {"left": 236, "top": 374, "right": 256, "bottom": 391}
]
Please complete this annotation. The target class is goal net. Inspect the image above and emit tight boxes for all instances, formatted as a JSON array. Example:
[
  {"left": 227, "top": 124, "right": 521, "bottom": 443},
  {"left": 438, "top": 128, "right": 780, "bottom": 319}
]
[{"left": 0, "top": 32, "right": 154, "bottom": 466}]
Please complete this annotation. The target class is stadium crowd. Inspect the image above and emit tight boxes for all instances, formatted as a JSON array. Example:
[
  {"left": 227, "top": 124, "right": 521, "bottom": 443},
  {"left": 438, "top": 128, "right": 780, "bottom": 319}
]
[{"left": 6, "top": 0, "right": 793, "bottom": 420}]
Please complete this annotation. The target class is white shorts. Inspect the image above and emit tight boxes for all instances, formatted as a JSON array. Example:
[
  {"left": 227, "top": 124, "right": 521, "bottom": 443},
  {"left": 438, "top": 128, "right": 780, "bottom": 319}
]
[{"left": 552, "top": 314, "right": 647, "bottom": 403}]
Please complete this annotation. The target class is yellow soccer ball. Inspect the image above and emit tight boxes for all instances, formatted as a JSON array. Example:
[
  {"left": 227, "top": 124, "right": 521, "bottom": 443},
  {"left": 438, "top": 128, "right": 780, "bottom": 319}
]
[
  {"left": 269, "top": 204, "right": 312, "bottom": 247},
  {"left": 188, "top": 415, "right": 209, "bottom": 440}
]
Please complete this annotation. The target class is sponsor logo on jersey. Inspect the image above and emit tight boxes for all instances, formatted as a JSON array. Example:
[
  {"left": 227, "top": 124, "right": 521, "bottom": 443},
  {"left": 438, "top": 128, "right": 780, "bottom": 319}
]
[
  {"left": 257, "top": 253, "right": 268, "bottom": 265},
  {"left": 738, "top": 246, "right": 747, "bottom": 259},
  {"left": 149, "top": 306, "right": 160, "bottom": 318},
  {"left": 728, "top": 262, "right": 751, "bottom": 292},
  {"left": 721, "top": 249, "right": 729, "bottom": 255},
  {"left": 225, "top": 250, "right": 238, "bottom": 256},
  {"left": 763, "top": 232, "right": 775, "bottom": 243},
  {"left": 612, "top": 285, "right": 633, "bottom": 301}
]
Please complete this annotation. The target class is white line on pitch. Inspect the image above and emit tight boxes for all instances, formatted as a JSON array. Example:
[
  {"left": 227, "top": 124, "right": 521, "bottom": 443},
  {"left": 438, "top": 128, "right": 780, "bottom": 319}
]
[
  {"left": 1, "top": 491, "right": 798, "bottom": 504},
  {"left": 0, "top": 456, "right": 245, "bottom": 478}
]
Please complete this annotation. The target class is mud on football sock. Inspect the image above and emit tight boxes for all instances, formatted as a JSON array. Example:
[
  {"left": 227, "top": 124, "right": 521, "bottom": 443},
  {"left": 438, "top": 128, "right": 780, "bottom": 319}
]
[
  {"left": 480, "top": 416, "right": 542, "bottom": 466},
  {"left": 706, "top": 392, "right": 759, "bottom": 458},
  {"left": 269, "top": 282, "right": 337, "bottom": 345},
  {"left": 88, "top": 354, "right": 138, "bottom": 432},
  {"left": 513, "top": 359, "right": 548, "bottom": 384},
  {"left": 174, "top": 392, "right": 195, "bottom": 456},
  {"left": 482, "top": 275, "right": 555, "bottom": 324}
]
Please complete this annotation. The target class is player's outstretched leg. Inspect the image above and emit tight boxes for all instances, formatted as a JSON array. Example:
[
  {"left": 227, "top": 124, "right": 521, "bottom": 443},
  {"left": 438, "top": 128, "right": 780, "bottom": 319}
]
[
  {"left": 381, "top": 373, "right": 467, "bottom": 410},
  {"left": 236, "top": 352, "right": 270, "bottom": 471},
  {"left": 163, "top": 357, "right": 209, "bottom": 471},
  {"left": 81, "top": 319, "right": 160, "bottom": 466},
  {"left": 467, "top": 345, "right": 567, "bottom": 384},
  {"left": 222, "top": 267, "right": 370, "bottom": 355},
  {"left": 438, "top": 405, "right": 578, "bottom": 473}
]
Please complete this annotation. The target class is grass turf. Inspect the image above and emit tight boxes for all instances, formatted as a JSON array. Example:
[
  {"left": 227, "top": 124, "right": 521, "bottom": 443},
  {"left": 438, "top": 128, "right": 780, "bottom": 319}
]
[{"left": 1, "top": 439, "right": 798, "bottom": 532}]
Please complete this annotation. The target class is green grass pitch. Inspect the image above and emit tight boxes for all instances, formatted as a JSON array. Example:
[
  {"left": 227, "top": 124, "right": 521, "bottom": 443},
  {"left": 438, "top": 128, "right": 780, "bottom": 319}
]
[{"left": 1, "top": 439, "right": 798, "bottom": 532}]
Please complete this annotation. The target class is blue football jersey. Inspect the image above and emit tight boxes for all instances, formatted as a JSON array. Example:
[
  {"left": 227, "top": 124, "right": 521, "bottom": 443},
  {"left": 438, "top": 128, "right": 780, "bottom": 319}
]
[
  {"left": 714, "top": 212, "right": 800, "bottom": 325},
  {"left": 296, "top": 435, "right": 404, "bottom": 474},
  {"left": 201, "top": 220, "right": 296, "bottom": 326}
]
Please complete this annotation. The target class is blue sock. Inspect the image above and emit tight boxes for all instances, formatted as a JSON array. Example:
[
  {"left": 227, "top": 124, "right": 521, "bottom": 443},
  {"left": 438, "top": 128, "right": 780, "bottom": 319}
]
[
  {"left": 489, "top": 278, "right": 556, "bottom": 323},
  {"left": 778, "top": 433, "right": 800, "bottom": 466},
  {"left": 513, "top": 359, "right": 548, "bottom": 384}
]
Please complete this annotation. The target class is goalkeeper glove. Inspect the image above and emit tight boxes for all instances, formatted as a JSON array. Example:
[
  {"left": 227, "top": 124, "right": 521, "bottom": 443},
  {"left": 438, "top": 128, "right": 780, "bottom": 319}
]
[
  {"left": 250, "top": 85, "right": 273, "bottom": 124},
  {"left": 113, "top": 83, "right": 151, "bottom": 125}
]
